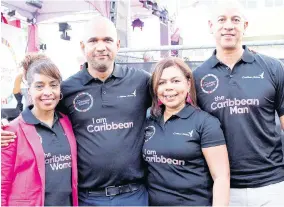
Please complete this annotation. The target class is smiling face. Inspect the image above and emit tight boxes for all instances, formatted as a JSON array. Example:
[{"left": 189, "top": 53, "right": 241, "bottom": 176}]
[
  {"left": 209, "top": 2, "right": 248, "bottom": 51},
  {"left": 81, "top": 17, "right": 120, "bottom": 73},
  {"left": 157, "top": 66, "right": 190, "bottom": 113},
  {"left": 28, "top": 73, "right": 60, "bottom": 112}
]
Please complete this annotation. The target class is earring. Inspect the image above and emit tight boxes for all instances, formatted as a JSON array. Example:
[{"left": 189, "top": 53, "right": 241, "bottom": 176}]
[
  {"left": 158, "top": 99, "right": 163, "bottom": 106},
  {"left": 59, "top": 92, "right": 63, "bottom": 100},
  {"left": 186, "top": 93, "right": 192, "bottom": 105}
]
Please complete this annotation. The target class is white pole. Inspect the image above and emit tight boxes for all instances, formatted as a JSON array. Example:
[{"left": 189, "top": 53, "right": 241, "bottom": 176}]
[
  {"left": 118, "top": 40, "right": 284, "bottom": 53},
  {"left": 126, "top": 0, "right": 132, "bottom": 48}
]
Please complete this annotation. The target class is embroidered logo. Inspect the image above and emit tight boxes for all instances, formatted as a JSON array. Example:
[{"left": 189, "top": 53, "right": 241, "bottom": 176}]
[
  {"left": 242, "top": 72, "right": 264, "bottom": 79},
  {"left": 200, "top": 74, "right": 219, "bottom": 94},
  {"left": 144, "top": 126, "right": 155, "bottom": 142},
  {"left": 73, "top": 92, "right": 93, "bottom": 112},
  {"left": 173, "top": 130, "right": 193, "bottom": 137},
  {"left": 117, "top": 89, "right": 136, "bottom": 98}
]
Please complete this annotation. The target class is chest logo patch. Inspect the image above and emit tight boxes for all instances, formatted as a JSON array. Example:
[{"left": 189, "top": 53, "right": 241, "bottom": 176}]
[
  {"left": 144, "top": 126, "right": 155, "bottom": 142},
  {"left": 117, "top": 89, "right": 136, "bottom": 98},
  {"left": 200, "top": 74, "right": 219, "bottom": 94},
  {"left": 73, "top": 92, "right": 93, "bottom": 112},
  {"left": 242, "top": 72, "right": 264, "bottom": 79},
  {"left": 173, "top": 130, "right": 193, "bottom": 137}
]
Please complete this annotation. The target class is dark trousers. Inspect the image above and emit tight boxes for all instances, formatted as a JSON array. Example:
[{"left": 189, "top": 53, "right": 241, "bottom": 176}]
[{"left": 79, "top": 185, "right": 148, "bottom": 206}]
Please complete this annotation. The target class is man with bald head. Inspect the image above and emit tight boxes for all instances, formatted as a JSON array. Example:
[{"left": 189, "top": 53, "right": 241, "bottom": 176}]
[
  {"left": 193, "top": 1, "right": 284, "bottom": 206},
  {"left": 59, "top": 16, "right": 150, "bottom": 206}
]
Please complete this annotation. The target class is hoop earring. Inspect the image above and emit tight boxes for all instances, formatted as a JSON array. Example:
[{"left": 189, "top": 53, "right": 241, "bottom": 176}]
[{"left": 59, "top": 92, "right": 63, "bottom": 100}]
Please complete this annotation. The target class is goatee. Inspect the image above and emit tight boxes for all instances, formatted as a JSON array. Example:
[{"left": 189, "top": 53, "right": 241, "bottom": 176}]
[{"left": 90, "top": 62, "right": 108, "bottom": 72}]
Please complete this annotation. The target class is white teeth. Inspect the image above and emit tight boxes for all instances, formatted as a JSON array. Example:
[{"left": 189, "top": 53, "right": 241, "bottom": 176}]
[{"left": 164, "top": 95, "right": 176, "bottom": 98}]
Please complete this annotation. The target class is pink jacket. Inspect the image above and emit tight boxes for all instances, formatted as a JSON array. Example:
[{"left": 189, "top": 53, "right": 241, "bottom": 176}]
[{"left": 1, "top": 114, "right": 78, "bottom": 206}]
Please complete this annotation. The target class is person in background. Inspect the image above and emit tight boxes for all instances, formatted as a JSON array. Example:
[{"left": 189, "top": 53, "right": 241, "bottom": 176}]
[
  {"left": 1, "top": 54, "right": 78, "bottom": 206},
  {"left": 144, "top": 57, "right": 230, "bottom": 206},
  {"left": 193, "top": 1, "right": 284, "bottom": 206},
  {"left": 12, "top": 73, "right": 24, "bottom": 112},
  {"left": 143, "top": 51, "right": 154, "bottom": 62}
]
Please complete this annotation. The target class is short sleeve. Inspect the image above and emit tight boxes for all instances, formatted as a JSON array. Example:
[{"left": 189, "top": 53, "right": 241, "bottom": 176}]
[
  {"left": 275, "top": 61, "right": 284, "bottom": 117},
  {"left": 200, "top": 114, "right": 226, "bottom": 148}
]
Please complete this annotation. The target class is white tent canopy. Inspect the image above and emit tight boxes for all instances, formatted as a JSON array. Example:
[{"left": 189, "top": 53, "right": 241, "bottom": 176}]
[{"left": 2, "top": 0, "right": 106, "bottom": 23}]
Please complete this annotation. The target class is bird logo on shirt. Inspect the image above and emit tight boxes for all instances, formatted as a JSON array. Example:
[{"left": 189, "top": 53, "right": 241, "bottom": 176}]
[
  {"left": 173, "top": 130, "right": 194, "bottom": 137},
  {"left": 117, "top": 89, "right": 137, "bottom": 98},
  {"left": 131, "top": 89, "right": 136, "bottom": 97},
  {"left": 242, "top": 72, "right": 264, "bottom": 79}
]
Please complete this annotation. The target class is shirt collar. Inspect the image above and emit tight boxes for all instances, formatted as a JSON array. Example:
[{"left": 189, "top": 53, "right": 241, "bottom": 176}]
[
  {"left": 209, "top": 45, "right": 255, "bottom": 68},
  {"left": 22, "top": 105, "right": 61, "bottom": 125},
  {"left": 81, "top": 62, "right": 125, "bottom": 85},
  {"left": 154, "top": 104, "right": 196, "bottom": 124},
  {"left": 174, "top": 104, "right": 197, "bottom": 119},
  {"left": 112, "top": 64, "right": 125, "bottom": 78}
]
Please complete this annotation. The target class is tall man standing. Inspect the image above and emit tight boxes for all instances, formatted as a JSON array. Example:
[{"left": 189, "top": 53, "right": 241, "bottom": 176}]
[
  {"left": 1, "top": 17, "right": 151, "bottom": 206},
  {"left": 193, "top": 1, "right": 284, "bottom": 206},
  {"left": 59, "top": 17, "right": 151, "bottom": 206}
]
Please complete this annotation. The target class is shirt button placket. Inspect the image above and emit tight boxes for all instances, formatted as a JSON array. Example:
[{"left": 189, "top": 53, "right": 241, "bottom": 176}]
[{"left": 101, "top": 84, "right": 107, "bottom": 106}]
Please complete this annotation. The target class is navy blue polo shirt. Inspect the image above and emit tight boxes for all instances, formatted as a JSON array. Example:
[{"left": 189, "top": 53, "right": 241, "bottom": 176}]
[
  {"left": 193, "top": 46, "right": 284, "bottom": 188},
  {"left": 59, "top": 63, "right": 151, "bottom": 189},
  {"left": 22, "top": 106, "right": 72, "bottom": 206},
  {"left": 143, "top": 104, "right": 226, "bottom": 206}
]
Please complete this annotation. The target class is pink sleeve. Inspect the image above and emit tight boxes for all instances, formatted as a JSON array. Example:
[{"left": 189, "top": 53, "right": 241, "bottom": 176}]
[{"left": 1, "top": 128, "right": 17, "bottom": 206}]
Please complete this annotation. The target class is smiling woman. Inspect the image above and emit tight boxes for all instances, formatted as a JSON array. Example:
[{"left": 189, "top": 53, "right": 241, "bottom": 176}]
[
  {"left": 144, "top": 57, "right": 230, "bottom": 206},
  {"left": 150, "top": 57, "right": 197, "bottom": 118},
  {"left": 1, "top": 53, "right": 78, "bottom": 206},
  {"left": 21, "top": 54, "right": 63, "bottom": 116}
]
